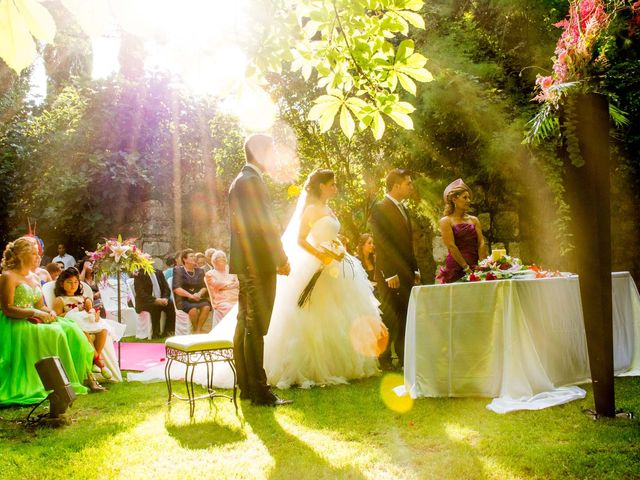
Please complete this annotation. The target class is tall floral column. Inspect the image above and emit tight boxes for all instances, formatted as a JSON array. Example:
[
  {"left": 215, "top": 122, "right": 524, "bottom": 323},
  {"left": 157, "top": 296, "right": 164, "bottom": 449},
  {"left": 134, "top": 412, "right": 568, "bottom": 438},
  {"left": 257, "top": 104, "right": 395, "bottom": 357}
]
[
  {"left": 89, "top": 235, "right": 155, "bottom": 365},
  {"left": 526, "top": 0, "right": 640, "bottom": 417}
]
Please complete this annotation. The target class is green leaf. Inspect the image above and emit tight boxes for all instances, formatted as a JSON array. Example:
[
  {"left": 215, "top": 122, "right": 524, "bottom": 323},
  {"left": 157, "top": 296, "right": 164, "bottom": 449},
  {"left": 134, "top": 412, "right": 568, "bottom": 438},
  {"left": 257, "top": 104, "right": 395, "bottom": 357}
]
[
  {"left": 0, "top": 0, "right": 38, "bottom": 74},
  {"left": 15, "top": 0, "right": 55, "bottom": 43},
  {"left": 403, "top": 0, "right": 424, "bottom": 11},
  {"left": 397, "top": 73, "right": 416, "bottom": 95},
  {"left": 396, "top": 39, "right": 414, "bottom": 61},
  {"left": 371, "top": 111, "right": 385, "bottom": 140},
  {"left": 387, "top": 110, "right": 414, "bottom": 129},
  {"left": 339, "top": 105, "right": 355, "bottom": 138},
  {"left": 398, "top": 10, "right": 425, "bottom": 29},
  {"left": 405, "top": 52, "right": 427, "bottom": 69}
]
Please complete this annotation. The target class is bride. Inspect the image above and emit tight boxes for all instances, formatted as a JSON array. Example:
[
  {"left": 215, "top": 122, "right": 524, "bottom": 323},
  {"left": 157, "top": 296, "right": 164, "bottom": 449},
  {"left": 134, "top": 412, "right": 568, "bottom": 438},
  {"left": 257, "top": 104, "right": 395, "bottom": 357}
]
[
  {"left": 129, "top": 169, "right": 386, "bottom": 389},
  {"left": 264, "top": 168, "right": 386, "bottom": 388}
]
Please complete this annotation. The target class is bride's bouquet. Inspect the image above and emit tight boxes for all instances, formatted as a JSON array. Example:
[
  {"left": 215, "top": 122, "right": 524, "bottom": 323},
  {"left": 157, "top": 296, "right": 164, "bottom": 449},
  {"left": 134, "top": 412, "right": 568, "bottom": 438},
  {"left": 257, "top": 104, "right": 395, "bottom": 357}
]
[{"left": 297, "top": 239, "right": 348, "bottom": 307}]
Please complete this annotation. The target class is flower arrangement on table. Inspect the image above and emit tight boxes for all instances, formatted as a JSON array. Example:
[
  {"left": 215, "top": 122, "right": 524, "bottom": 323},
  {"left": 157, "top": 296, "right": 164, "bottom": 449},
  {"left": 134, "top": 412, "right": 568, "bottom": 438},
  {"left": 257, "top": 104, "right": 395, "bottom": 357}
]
[{"left": 87, "top": 235, "right": 155, "bottom": 281}]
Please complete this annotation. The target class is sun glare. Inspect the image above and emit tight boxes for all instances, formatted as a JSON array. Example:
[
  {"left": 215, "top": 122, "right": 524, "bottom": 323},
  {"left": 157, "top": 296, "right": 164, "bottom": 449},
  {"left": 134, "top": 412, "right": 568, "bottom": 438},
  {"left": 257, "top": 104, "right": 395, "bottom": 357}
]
[{"left": 91, "top": 0, "right": 252, "bottom": 99}]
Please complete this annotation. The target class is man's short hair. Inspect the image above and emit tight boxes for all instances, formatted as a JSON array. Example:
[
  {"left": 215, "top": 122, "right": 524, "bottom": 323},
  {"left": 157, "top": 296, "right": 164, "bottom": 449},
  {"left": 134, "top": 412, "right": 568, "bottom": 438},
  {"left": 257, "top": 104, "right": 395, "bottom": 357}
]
[
  {"left": 385, "top": 168, "right": 411, "bottom": 192},
  {"left": 180, "top": 248, "right": 194, "bottom": 262},
  {"left": 46, "top": 262, "right": 62, "bottom": 274},
  {"left": 244, "top": 133, "right": 273, "bottom": 164}
]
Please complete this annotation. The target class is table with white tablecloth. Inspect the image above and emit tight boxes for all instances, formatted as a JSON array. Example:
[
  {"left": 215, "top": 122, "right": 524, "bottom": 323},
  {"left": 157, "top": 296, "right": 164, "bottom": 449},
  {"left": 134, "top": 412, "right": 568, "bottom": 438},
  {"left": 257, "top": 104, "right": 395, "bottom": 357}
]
[{"left": 404, "top": 272, "right": 640, "bottom": 413}]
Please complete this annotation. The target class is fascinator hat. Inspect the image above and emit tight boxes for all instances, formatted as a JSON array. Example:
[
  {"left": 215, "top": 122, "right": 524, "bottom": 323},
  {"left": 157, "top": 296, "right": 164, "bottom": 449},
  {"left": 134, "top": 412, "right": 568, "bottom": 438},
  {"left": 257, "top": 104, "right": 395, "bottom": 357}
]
[{"left": 443, "top": 178, "right": 471, "bottom": 203}]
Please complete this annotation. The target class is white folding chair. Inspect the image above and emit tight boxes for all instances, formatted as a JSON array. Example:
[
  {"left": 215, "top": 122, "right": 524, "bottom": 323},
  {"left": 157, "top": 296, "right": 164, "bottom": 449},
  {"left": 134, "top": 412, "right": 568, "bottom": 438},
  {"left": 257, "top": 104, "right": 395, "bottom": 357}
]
[
  {"left": 41, "top": 281, "right": 122, "bottom": 382},
  {"left": 99, "top": 276, "right": 138, "bottom": 337}
]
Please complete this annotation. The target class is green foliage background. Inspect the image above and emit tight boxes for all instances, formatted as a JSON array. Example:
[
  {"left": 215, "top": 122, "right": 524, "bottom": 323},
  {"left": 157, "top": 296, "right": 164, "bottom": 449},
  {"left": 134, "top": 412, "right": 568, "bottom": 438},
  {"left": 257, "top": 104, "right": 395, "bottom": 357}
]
[{"left": 1, "top": 0, "right": 638, "bottom": 280}]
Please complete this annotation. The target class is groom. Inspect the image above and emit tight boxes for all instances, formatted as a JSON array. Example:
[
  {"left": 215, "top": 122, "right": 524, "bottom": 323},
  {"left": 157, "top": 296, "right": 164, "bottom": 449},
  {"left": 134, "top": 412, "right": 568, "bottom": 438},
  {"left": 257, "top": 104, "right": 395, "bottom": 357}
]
[
  {"left": 369, "top": 168, "right": 420, "bottom": 370},
  {"left": 229, "top": 133, "right": 292, "bottom": 406}
]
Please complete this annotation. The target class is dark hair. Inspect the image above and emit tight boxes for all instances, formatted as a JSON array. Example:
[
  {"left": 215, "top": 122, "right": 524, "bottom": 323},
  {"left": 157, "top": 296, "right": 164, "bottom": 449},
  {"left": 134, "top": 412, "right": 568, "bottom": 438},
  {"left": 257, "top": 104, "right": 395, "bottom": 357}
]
[
  {"left": 54, "top": 267, "right": 82, "bottom": 297},
  {"left": 180, "top": 248, "right": 195, "bottom": 262},
  {"left": 165, "top": 255, "right": 176, "bottom": 267},
  {"left": 305, "top": 169, "right": 335, "bottom": 199},
  {"left": 356, "top": 233, "right": 375, "bottom": 265},
  {"left": 385, "top": 168, "right": 411, "bottom": 192}
]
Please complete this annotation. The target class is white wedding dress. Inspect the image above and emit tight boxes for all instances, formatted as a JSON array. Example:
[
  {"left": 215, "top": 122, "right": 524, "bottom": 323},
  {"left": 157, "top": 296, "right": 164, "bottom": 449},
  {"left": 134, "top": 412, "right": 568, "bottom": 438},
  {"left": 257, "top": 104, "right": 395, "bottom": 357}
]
[
  {"left": 264, "top": 215, "right": 384, "bottom": 389},
  {"left": 129, "top": 215, "right": 385, "bottom": 390}
]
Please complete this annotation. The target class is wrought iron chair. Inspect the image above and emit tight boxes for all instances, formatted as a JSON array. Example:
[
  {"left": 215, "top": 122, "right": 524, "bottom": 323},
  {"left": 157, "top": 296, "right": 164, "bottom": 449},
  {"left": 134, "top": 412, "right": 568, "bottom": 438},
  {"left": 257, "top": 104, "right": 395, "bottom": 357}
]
[{"left": 164, "top": 333, "right": 237, "bottom": 418}]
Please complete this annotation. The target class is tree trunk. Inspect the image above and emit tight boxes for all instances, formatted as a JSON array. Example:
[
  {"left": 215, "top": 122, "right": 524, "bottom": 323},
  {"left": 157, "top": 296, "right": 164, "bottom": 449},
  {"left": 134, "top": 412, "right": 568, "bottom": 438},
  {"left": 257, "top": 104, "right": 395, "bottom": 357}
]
[{"left": 564, "top": 93, "right": 615, "bottom": 417}]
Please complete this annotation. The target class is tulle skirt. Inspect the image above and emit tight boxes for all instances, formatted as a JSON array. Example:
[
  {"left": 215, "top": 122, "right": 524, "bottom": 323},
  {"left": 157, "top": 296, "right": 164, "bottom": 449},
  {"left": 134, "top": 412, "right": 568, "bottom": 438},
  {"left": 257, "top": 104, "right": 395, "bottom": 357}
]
[{"left": 264, "top": 252, "right": 385, "bottom": 389}]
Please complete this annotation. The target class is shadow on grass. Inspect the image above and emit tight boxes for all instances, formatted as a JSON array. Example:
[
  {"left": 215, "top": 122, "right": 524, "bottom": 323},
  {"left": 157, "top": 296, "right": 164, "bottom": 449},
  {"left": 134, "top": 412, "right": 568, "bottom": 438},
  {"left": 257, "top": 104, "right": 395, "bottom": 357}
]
[
  {"left": 165, "top": 419, "right": 246, "bottom": 449},
  {"left": 242, "top": 404, "right": 368, "bottom": 480}
]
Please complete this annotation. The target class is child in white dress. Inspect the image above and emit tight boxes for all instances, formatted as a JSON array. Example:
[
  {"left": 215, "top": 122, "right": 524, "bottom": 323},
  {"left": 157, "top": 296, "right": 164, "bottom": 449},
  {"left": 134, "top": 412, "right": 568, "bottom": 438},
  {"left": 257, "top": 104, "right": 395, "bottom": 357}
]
[{"left": 53, "top": 267, "right": 112, "bottom": 379}]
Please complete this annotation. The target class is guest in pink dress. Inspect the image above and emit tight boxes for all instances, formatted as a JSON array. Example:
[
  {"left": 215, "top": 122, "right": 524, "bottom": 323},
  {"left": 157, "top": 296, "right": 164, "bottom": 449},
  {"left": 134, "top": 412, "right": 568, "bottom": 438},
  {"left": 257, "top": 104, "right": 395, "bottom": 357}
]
[
  {"left": 437, "top": 179, "right": 488, "bottom": 283},
  {"left": 205, "top": 250, "right": 239, "bottom": 326}
]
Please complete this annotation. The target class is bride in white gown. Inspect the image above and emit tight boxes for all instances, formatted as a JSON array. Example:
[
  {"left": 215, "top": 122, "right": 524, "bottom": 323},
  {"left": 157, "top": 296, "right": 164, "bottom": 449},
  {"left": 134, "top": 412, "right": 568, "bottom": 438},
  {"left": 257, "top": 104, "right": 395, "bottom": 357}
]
[{"left": 129, "top": 169, "right": 386, "bottom": 389}]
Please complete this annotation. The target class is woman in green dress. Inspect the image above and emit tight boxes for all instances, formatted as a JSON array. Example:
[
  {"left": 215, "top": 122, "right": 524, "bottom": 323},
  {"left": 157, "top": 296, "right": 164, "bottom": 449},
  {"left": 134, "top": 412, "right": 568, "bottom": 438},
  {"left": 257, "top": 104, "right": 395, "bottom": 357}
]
[{"left": 0, "top": 237, "right": 103, "bottom": 407}]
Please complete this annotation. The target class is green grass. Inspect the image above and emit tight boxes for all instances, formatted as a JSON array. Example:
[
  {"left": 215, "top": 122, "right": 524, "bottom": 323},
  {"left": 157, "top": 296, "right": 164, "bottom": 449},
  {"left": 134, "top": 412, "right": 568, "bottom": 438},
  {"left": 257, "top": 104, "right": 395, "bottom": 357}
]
[{"left": 1, "top": 376, "right": 639, "bottom": 480}]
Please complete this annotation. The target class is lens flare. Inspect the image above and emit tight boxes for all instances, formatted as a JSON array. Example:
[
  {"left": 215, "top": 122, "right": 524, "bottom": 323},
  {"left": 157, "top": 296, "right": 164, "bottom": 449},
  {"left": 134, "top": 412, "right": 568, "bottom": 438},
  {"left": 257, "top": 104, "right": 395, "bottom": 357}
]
[
  {"left": 380, "top": 373, "right": 413, "bottom": 414},
  {"left": 349, "top": 316, "right": 388, "bottom": 357}
]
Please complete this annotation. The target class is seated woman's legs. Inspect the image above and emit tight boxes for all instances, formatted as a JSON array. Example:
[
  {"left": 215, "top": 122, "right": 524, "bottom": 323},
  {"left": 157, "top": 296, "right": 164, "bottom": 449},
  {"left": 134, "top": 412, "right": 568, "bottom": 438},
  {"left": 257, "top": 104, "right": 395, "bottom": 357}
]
[{"left": 196, "top": 305, "right": 211, "bottom": 334}]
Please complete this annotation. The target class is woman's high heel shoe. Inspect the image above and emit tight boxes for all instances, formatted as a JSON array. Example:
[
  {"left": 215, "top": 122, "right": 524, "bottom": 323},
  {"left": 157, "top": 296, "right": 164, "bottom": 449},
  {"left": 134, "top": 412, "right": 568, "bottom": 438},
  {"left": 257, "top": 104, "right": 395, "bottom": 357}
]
[{"left": 86, "top": 374, "right": 107, "bottom": 392}]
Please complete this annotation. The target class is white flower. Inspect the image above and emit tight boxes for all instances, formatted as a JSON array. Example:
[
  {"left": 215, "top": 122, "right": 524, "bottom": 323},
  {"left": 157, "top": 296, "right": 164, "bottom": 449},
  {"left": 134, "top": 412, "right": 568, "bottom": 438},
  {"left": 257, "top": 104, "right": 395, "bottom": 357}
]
[{"left": 110, "top": 244, "right": 131, "bottom": 263}]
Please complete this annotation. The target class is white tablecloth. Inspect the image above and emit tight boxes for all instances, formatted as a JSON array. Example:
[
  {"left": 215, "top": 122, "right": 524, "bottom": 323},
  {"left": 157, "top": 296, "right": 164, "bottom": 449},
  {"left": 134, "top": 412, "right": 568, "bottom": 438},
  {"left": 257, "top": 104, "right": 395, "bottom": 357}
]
[{"left": 404, "top": 272, "right": 640, "bottom": 413}]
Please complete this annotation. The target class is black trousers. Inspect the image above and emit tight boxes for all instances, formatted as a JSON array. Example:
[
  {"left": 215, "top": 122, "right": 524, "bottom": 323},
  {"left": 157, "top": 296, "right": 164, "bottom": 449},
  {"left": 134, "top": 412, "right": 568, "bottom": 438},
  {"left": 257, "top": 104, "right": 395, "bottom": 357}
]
[
  {"left": 234, "top": 273, "right": 277, "bottom": 399},
  {"left": 378, "top": 278, "right": 412, "bottom": 367},
  {"left": 140, "top": 300, "right": 176, "bottom": 337}
]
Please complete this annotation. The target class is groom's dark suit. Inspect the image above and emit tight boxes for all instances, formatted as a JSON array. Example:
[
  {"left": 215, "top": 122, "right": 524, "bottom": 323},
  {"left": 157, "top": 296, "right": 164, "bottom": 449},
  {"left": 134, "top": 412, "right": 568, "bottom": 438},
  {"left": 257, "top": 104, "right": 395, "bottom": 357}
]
[
  {"left": 229, "top": 164, "right": 288, "bottom": 403},
  {"left": 369, "top": 195, "right": 418, "bottom": 368}
]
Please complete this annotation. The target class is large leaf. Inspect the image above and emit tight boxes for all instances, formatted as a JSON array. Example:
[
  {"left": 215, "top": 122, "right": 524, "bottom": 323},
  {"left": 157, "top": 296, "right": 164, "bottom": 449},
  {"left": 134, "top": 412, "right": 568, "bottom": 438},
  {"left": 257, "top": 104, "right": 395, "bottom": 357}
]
[
  {"left": 15, "top": 0, "right": 55, "bottom": 42},
  {"left": 0, "top": 0, "right": 38, "bottom": 74},
  {"left": 339, "top": 105, "right": 355, "bottom": 138}
]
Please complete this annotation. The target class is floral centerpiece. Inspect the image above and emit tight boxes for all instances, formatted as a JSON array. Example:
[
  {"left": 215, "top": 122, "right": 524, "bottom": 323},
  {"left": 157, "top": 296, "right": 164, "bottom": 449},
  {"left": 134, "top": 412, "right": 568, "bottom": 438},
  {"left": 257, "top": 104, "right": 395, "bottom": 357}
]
[{"left": 87, "top": 235, "right": 155, "bottom": 280}]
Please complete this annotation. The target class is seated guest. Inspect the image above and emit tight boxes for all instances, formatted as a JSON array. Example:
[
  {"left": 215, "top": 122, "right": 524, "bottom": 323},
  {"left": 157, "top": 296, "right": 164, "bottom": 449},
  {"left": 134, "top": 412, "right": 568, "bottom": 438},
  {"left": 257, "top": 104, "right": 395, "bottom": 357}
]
[
  {"left": 195, "top": 252, "right": 211, "bottom": 272},
  {"left": 355, "top": 233, "right": 377, "bottom": 293},
  {"left": 0, "top": 238, "right": 103, "bottom": 407},
  {"left": 204, "top": 250, "right": 239, "bottom": 326},
  {"left": 52, "top": 243, "right": 76, "bottom": 269},
  {"left": 437, "top": 179, "right": 488, "bottom": 283},
  {"left": 204, "top": 247, "right": 216, "bottom": 269},
  {"left": 133, "top": 266, "right": 176, "bottom": 338},
  {"left": 173, "top": 249, "right": 211, "bottom": 334},
  {"left": 163, "top": 254, "right": 176, "bottom": 283},
  {"left": 46, "top": 262, "right": 62, "bottom": 281},
  {"left": 77, "top": 258, "right": 104, "bottom": 316},
  {"left": 53, "top": 267, "right": 111, "bottom": 382}
]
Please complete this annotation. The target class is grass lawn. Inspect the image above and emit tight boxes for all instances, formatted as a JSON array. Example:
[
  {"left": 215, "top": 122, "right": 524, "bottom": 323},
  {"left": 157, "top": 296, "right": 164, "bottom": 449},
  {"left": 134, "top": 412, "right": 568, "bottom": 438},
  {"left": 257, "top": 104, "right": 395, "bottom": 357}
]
[{"left": 1, "top": 374, "right": 639, "bottom": 480}]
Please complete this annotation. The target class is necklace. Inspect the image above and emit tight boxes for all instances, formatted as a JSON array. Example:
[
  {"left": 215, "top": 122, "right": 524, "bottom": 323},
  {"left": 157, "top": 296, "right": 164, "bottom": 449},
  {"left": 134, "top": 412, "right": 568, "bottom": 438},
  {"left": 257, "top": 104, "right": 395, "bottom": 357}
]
[{"left": 184, "top": 268, "right": 196, "bottom": 278}]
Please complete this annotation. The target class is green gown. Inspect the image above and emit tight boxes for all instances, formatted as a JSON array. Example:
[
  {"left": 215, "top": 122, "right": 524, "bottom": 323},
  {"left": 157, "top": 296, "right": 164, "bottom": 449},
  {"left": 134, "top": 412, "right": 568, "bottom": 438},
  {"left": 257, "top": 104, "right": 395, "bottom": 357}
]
[{"left": 0, "top": 283, "right": 94, "bottom": 406}]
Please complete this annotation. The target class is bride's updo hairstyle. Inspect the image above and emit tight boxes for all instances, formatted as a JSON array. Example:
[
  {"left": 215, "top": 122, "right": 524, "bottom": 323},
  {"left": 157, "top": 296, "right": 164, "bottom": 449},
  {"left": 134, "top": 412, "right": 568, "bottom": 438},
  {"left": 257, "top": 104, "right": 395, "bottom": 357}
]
[
  {"left": 1, "top": 237, "right": 36, "bottom": 271},
  {"left": 305, "top": 169, "right": 335, "bottom": 201}
]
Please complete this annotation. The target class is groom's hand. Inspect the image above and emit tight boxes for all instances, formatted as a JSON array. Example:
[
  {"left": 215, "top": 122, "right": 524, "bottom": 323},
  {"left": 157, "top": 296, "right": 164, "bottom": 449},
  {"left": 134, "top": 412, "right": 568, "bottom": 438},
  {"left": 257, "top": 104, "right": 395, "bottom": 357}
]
[
  {"left": 386, "top": 275, "right": 400, "bottom": 289},
  {"left": 277, "top": 261, "right": 291, "bottom": 276}
]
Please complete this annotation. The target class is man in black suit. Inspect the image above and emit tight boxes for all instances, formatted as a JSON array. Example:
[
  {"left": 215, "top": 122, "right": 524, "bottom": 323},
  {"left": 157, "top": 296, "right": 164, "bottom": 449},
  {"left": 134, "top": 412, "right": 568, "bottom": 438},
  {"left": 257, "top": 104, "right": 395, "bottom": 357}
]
[
  {"left": 369, "top": 169, "right": 420, "bottom": 370},
  {"left": 133, "top": 268, "right": 176, "bottom": 338},
  {"left": 229, "top": 133, "right": 291, "bottom": 406}
]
